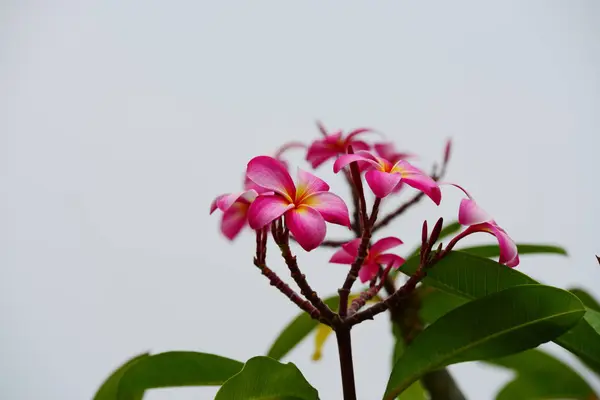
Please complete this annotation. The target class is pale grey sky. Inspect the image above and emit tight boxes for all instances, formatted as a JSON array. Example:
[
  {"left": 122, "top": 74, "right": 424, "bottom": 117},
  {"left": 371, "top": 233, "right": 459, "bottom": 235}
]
[{"left": 2, "top": 1, "right": 599, "bottom": 399}]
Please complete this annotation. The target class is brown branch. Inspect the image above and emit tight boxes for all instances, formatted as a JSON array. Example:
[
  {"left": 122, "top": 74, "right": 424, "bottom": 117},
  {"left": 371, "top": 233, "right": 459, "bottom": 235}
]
[
  {"left": 348, "top": 263, "right": 393, "bottom": 315},
  {"left": 253, "top": 229, "right": 322, "bottom": 321},
  {"left": 272, "top": 224, "right": 338, "bottom": 324},
  {"left": 338, "top": 198, "right": 380, "bottom": 317},
  {"left": 253, "top": 258, "right": 322, "bottom": 321}
]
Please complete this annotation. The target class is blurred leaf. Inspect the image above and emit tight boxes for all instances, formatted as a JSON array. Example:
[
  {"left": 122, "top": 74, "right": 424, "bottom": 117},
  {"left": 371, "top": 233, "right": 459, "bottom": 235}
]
[
  {"left": 392, "top": 326, "right": 427, "bottom": 400},
  {"left": 570, "top": 288, "right": 600, "bottom": 312},
  {"left": 383, "top": 285, "right": 585, "bottom": 400},
  {"left": 311, "top": 323, "right": 333, "bottom": 361},
  {"left": 94, "top": 353, "right": 148, "bottom": 400},
  {"left": 93, "top": 352, "right": 243, "bottom": 400},
  {"left": 269, "top": 293, "right": 379, "bottom": 361},
  {"left": 460, "top": 243, "right": 567, "bottom": 258},
  {"left": 490, "top": 349, "right": 597, "bottom": 400},
  {"left": 267, "top": 295, "right": 339, "bottom": 361},
  {"left": 400, "top": 251, "right": 600, "bottom": 373},
  {"left": 214, "top": 356, "right": 318, "bottom": 400}
]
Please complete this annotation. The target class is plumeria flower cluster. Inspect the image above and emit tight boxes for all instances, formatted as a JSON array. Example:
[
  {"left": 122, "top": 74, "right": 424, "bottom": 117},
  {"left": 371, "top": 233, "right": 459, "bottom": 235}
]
[{"left": 210, "top": 120, "right": 520, "bottom": 334}]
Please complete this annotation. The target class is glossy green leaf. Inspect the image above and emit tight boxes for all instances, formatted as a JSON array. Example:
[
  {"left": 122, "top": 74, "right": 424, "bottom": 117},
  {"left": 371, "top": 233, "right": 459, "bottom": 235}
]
[
  {"left": 570, "top": 288, "right": 600, "bottom": 312},
  {"left": 214, "top": 356, "right": 318, "bottom": 400},
  {"left": 460, "top": 243, "right": 567, "bottom": 258},
  {"left": 489, "top": 349, "right": 597, "bottom": 400},
  {"left": 392, "top": 327, "right": 427, "bottom": 400},
  {"left": 417, "top": 286, "right": 467, "bottom": 324},
  {"left": 383, "top": 285, "right": 585, "bottom": 400},
  {"left": 400, "top": 251, "right": 600, "bottom": 372},
  {"left": 93, "top": 352, "right": 243, "bottom": 400}
]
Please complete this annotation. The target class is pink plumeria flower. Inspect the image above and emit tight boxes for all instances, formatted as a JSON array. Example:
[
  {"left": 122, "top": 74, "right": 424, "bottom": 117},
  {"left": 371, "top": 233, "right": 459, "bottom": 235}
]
[
  {"left": 244, "top": 141, "right": 307, "bottom": 193},
  {"left": 246, "top": 156, "right": 351, "bottom": 252},
  {"left": 374, "top": 142, "right": 416, "bottom": 164},
  {"left": 330, "top": 237, "right": 406, "bottom": 283},
  {"left": 306, "top": 124, "right": 375, "bottom": 169},
  {"left": 333, "top": 150, "right": 441, "bottom": 203},
  {"left": 449, "top": 184, "right": 519, "bottom": 267},
  {"left": 210, "top": 189, "right": 259, "bottom": 240}
]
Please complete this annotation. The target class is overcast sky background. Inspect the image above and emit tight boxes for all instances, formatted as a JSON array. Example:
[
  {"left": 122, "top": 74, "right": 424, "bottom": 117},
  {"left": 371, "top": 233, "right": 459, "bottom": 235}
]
[{"left": 2, "top": 1, "right": 600, "bottom": 399}]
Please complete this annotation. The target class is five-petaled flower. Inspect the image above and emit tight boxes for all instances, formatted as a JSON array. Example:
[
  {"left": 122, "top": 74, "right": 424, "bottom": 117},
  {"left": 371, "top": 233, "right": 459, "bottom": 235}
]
[
  {"left": 330, "top": 237, "right": 406, "bottom": 283},
  {"left": 246, "top": 156, "right": 351, "bottom": 251},
  {"left": 210, "top": 189, "right": 259, "bottom": 240},
  {"left": 306, "top": 126, "right": 373, "bottom": 169},
  {"left": 451, "top": 184, "right": 519, "bottom": 267},
  {"left": 334, "top": 150, "right": 441, "bottom": 203}
]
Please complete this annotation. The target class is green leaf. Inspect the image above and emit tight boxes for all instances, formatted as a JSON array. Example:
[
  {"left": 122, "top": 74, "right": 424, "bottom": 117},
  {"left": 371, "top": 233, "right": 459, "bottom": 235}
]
[
  {"left": 557, "top": 308, "right": 600, "bottom": 375},
  {"left": 417, "top": 286, "right": 468, "bottom": 324},
  {"left": 93, "top": 352, "right": 243, "bottom": 400},
  {"left": 392, "top": 327, "right": 427, "bottom": 400},
  {"left": 267, "top": 296, "right": 339, "bottom": 361},
  {"left": 489, "top": 349, "right": 597, "bottom": 400},
  {"left": 570, "top": 288, "right": 600, "bottom": 312},
  {"left": 383, "top": 284, "right": 585, "bottom": 400},
  {"left": 460, "top": 243, "right": 567, "bottom": 258},
  {"left": 400, "top": 251, "right": 600, "bottom": 373},
  {"left": 214, "top": 356, "right": 319, "bottom": 400},
  {"left": 94, "top": 353, "right": 148, "bottom": 400}
]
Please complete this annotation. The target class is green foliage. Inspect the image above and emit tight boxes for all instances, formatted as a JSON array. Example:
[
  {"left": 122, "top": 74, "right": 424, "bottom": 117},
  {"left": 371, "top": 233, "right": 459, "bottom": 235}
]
[
  {"left": 214, "top": 356, "right": 319, "bottom": 400},
  {"left": 93, "top": 352, "right": 243, "bottom": 400},
  {"left": 490, "top": 349, "right": 597, "bottom": 400},
  {"left": 460, "top": 244, "right": 567, "bottom": 258},
  {"left": 384, "top": 285, "right": 585, "bottom": 400},
  {"left": 399, "top": 251, "right": 600, "bottom": 373},
  {"left": 570, "top": 287, "right": 600, "bottom": 311}
]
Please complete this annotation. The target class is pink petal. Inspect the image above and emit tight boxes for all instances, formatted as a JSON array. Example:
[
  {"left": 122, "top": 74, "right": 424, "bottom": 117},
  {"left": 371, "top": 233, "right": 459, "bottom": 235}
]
[
  {"left": 345, "top": 127, "right": 375, "bottom": 142},
  {"left": 358, "top": 262, "right": 380, "bottom": 283},
  {"left": 350, "top": 140, "right": 370, "bottom": 152},
  {"left": 374, "top": 142, "right": 396, "bottom": 160},
  {"left": 465, "top": 223, "right": 520, "bottom": 268},
  {"left": 210, "top": 194, "right": 228, "bottom": 214},
  {"left": 324, "top": 131, "right": 343, "bottom": 144},
  {"left": 247, "top": 195, "right": 294, "bottom": 229},
  {"left": 458, "top": 198, "right": 493, "bottom": 226},
  {"left": 365, "top": 170, "right": 402, "bottom": 198},
  {"left": 333, "top": 151, "right": 380, "bottom": 173},
  {"left": 244, "top": 176, "right": 271, "bottom": 194},
  {"left": 216, "top": 190, "right": 258, "bottom": 212},
  {"left": 221, "top": 202, "right": 249, "bottom": 240},
  {"left": 329, "top": 248, "right": 355, "bottom": 264},
  {"left": 375, "top": 253, "right": 406, "bottom": 269},
  {"left": 246, "top": 156, "right": 296, "bottom": 201},
  {"left": 392, "top": 161, "right": 442, "bottom": 205},
  {"left": 490, "top": 224, "right": 519, "bottom": 267},
  {"left": 302, "top": 191, "right": 351, "bottom": 227},
  {"left": 296, "top": 169, "right": 330, "bottom": 200},
  {"left": 341, "top": 238, "right": 361, "bottom": 257},
  {"left": 274, "top": 141, "right": 307, "bottom": 159},
  {"left": 285, "top": 206, "right": 327, "bottom": 252},
  {"left": 370, "top": 236, "right": 404, "bottom": 256},
  {"left": 306, "top": 142, "right": 339, "bottom": 168}
]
